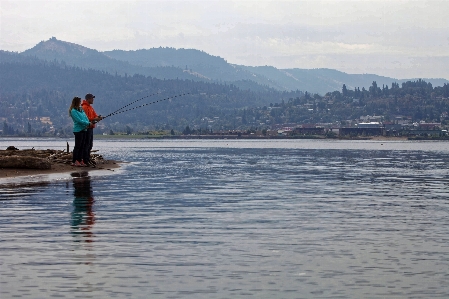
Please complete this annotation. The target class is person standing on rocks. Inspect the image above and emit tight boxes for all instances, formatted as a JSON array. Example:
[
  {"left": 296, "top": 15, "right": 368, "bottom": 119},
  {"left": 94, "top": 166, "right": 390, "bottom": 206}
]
[
  {"left": 81, "top": 93, "right": 103, "bottom": 167},
  {"left": 69, "top": 97, "right": 91, "bottom": 167}
]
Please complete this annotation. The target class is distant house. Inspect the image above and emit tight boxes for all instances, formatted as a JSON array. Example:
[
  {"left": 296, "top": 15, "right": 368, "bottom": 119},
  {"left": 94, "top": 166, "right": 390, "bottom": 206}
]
[
  {"left": 384, "top": 122, "right": 402, "bottom": 136},
  {"left": 418, "top": 122, "right": 441, "bottom": 130},
  {"left": 277, "top": 130, "right": 288, "bottom": 136},
  {"left": 356, "top": 122, "right": 382, "bottom": 128},
  {"left": 340, "top": 122, "right": 384, "bottom": 136},
  {"left": 359, "top": 115, "right": 382, "bottom": 122},
  {"left": 293, "top": 126, "right": 325, "bottom": 135}
]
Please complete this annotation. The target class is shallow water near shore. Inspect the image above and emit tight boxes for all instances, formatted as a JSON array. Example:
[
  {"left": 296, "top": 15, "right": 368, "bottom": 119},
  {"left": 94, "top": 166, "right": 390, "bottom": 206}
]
[{"left": 1, "top": 138, "right": 449, "bottom": 298}]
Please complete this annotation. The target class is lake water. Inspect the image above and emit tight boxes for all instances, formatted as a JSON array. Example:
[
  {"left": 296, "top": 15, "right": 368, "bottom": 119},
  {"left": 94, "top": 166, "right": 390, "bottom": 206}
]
[{"left": 1, "top": 138, "right": 449, "bottom": 299}]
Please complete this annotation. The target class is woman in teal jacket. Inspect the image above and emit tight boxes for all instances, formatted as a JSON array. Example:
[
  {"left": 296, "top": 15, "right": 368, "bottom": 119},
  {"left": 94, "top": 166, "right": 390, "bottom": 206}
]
[{"left": 69, "top": 97, "right": 91, "bottom": 166}]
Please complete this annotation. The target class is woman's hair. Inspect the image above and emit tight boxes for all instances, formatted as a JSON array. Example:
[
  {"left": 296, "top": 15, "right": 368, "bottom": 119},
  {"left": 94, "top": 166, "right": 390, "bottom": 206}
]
[{"left": 69, "top": 97, "right": 82, "bottom": 116}]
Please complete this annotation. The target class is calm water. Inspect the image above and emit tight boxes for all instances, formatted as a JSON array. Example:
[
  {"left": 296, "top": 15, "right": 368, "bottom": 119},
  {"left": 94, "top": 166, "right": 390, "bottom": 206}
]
[{"left": 1, "top": 138, "right": 449, "bottom": 299}]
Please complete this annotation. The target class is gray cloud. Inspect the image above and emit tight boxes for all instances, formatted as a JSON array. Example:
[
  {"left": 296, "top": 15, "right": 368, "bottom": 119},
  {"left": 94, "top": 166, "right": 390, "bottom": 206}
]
[{"left": 1, "top": 0, "right": 448, "bottom": 79}]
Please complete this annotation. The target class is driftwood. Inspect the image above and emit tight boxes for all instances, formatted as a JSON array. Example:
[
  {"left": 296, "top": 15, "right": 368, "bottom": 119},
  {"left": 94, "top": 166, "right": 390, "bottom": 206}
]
[
  {"left": 1, "top": 147, "right": 106, "bottom": 169},
  {"left": 0, "top": 155, "right": 51, "bottom": 169}
]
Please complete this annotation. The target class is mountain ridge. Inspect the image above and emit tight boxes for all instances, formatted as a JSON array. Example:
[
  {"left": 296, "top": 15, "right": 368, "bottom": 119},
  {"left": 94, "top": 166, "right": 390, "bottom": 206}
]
[{"left": 16, "top": 37, "right": 449, "bottom": 95}]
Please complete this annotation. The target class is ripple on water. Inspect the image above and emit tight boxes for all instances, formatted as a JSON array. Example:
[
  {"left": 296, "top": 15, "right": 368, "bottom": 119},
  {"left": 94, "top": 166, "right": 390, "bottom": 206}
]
[{"left": 1, "top": 142, "right": 449, "bottom": 298}]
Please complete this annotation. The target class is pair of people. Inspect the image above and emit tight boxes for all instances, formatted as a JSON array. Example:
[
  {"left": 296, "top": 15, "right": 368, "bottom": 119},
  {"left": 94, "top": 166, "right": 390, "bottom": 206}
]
[{"left": 69, "top": 94, "right": 103, "bottom": 167}]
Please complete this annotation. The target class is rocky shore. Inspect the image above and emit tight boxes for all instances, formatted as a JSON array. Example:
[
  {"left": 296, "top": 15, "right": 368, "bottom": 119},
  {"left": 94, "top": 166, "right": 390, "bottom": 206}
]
[{"left": 0, "top": 146, "right": 120, "bottom": 179}]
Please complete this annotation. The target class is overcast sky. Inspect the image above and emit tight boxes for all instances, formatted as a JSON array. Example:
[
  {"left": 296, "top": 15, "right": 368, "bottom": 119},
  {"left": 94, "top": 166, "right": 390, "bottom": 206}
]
[{"left": 1, "top": 0, "right": 448, "bottom": 79}]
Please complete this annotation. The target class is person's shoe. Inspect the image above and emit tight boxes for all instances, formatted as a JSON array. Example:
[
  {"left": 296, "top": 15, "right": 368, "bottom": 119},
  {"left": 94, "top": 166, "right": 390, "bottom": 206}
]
[
  {"left": 72, "top": 160, "right": 82, "bottom": 167},
  {"left": 79, "top": 160, "right": 88, "bottom": 167}
]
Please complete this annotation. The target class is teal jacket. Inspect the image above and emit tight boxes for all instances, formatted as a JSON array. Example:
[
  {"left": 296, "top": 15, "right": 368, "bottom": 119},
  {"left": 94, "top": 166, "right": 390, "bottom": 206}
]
[{"left": 71, "top": 108, "right": 90, "bottom": 132}]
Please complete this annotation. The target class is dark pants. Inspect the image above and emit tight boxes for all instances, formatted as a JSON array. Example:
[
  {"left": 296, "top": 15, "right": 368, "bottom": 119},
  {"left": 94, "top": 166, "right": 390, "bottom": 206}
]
[
  {"left": 73, "top": 131, "right": 86, "bottom": 163},
  {"left": 83, "top": 128, "right": 94, "bottom": 163}
]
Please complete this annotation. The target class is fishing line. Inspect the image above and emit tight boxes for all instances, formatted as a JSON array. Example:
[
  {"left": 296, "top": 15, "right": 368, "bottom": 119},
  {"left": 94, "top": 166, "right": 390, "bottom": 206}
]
[
  {"left": 101, "top": 93, "right": 190, "bottom": 120},
  {"left": 103, "top": 92, "right": 161, "bottom": 118}
]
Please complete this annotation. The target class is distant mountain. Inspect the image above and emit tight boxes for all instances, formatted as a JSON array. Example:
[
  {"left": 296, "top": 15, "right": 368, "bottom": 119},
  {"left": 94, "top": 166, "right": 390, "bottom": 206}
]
[
  {"left": 103, "top": 48, "right": 291, "bottom": 90},
  {"left": 2, "top": 44, "right": 449, "bottom": 135},
  {"left": 240, "top": 66, "right": 449, "bottom": 95},
  {"left": 20, "top": 38, "right": 275, "bottom": 92},
  {"left": 21, "top": 37, "right": 202, "bottom": 81},
  {"left": 0, "top": 50, "right": 305, "bottom": 133},
  {"left": 17, "top": 37, "right": 449, "bottom": 95},
  {"left": 104, "top": 47, "right": 232, "bottom": 74},
  {"left": 103, "top": 44, "right": 449, "bottom": 94}
]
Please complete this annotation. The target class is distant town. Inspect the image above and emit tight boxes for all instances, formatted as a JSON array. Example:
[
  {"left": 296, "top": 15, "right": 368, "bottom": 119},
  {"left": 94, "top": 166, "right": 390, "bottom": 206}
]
[
  {"left": 2, "top": 41, "right": 449, "bottom": 140},
  {"left": 188, "top": 116, "right": 447, "bottom": 140}
]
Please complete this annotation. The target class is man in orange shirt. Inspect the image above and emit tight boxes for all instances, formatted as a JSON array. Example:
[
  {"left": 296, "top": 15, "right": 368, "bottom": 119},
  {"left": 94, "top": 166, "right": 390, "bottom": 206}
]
[{"left": 81, "top": 93, "right": 103, "bottom": 167}]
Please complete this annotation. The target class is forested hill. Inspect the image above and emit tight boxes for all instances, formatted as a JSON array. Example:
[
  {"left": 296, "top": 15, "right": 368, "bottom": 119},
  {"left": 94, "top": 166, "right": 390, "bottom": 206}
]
[
  {"left": 1, "top": 49, "right": 449, "bottom": 137},
  {"left": 104, "top": 48, "right": 281, "bottom": 90},
  {"left": 2, "top": 38, "right": 449, "bottom": 137},
  {"left": 15, "top": 37, "right": 449, "bottom": 95},
  {"left": 21, "top": 38, "right": 278, "bottom": 92},
  {"left": 103, "top": 47, "right": 449, "bottom": 94},
  {"left": 0, "top": 50, "right": 302, "bottom": 133},
  {"left": 20, "top": 38, "right": 204, "bottom": 83}
]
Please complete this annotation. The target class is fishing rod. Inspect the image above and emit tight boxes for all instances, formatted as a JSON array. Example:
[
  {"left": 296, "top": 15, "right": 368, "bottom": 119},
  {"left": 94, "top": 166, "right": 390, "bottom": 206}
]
[
  {"left": 100, "top": 92, "right": 190, "bottom": 120},
  {"left": 103, "top": 92, "right": 161, "bottom": 118}
]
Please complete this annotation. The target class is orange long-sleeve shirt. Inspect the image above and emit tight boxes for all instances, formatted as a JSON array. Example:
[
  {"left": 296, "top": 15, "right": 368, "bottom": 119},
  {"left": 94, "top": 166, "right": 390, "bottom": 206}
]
[{"left": 81, "top": 100, "right": 98, "bottom": 128}]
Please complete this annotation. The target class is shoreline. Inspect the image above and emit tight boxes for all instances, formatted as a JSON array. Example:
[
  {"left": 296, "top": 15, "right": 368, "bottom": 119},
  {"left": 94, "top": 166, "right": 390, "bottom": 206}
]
[
  {"left": 0, "top": 159, "right": 123, "bottom": 189},
  {"left": 2, "top": 135, "right": 446, "bottom": 141},
  {"left": 95, "top": 135, "right": 441, "bottom": 141},
  {"left": 95, "top": 135, "right": 411, "bottom": 141},
  {"left": 0, "top": 135, "right": 437, "bottom": 182},
  {"left": 0, "top": 159, "right": 121, "bottom": 180},
  {"left": 0, "top": 147, "right": 122, "bottom": 182}
]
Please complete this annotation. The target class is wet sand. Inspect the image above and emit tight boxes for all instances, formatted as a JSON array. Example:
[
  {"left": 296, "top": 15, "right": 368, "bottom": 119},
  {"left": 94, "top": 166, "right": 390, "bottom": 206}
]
[{"left": 0, "top": 159, "right": 120, "bottom": 179}]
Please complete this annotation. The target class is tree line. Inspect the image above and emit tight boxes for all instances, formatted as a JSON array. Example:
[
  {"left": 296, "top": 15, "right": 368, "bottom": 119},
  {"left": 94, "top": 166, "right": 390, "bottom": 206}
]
[
  {"left": 1, "top": 53, "right": 449, "bottom": 136},
  {"left": 0, "top": 58, "right": 302, "bottom": 135}
]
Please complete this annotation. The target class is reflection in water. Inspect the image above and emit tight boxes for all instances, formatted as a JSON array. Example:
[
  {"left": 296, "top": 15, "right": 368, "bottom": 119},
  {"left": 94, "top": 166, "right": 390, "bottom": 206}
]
[
  {"left": 0, "top": 181, "right": 50, "bottom": 200},
  {"left": 71, "top": 172, "right": 95, "bottom": 244}
]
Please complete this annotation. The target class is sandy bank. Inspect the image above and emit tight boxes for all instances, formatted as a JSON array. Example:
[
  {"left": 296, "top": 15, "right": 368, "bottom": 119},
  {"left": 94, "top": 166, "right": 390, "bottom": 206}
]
[{"left": 0, "top": 148, "right": 121, "bottom": 180}]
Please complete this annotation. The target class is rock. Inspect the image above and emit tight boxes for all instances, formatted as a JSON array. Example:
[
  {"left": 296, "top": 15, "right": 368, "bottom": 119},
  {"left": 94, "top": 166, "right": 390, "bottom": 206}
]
[
  {"left": 0, "top": 155, "right": 51, "bottom": 169},
  {"left": 6, "top": 146, "right": 19, "bottom": 150}
]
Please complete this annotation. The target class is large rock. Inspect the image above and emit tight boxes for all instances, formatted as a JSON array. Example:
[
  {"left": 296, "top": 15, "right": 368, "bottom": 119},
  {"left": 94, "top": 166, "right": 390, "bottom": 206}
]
[{"left": 0, "top": 155, "right": 51, "bottom": 169}]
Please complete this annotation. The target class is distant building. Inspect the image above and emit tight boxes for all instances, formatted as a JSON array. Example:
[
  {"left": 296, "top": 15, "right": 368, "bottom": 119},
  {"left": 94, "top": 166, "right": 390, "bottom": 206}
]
[
  {"left": 384, "top": 122, "right": 402, "bottom": 136},
  {"left": 340, "top": 122, "right": 384, "bottom": 136},
  {"left": 293, "top": 126, "right": 325, "bottom": 135},
  {"left": 418, "top": 122, "right": 441, "bottom": 130},
  {"left": 356, "top": 122, "right": 382, "bottom": 128},
  {"left": 360, "top": 115, "right": 382, "bottom": 122}
]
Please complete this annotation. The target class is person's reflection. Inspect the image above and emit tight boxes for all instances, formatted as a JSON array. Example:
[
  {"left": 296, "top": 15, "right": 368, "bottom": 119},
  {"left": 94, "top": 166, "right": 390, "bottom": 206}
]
[{"left": 71, "top": 172, "right": 95, "bottom": 243}]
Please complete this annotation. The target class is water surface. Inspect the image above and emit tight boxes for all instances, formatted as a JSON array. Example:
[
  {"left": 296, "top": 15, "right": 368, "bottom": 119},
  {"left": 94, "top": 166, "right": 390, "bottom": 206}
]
[{"left": 1, "top": 138, "right": 449, "bottom": 298}]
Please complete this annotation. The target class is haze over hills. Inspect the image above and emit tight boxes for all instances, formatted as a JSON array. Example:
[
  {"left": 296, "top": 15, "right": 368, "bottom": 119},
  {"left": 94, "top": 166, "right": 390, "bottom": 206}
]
[
  {"left": 0, "top": 47, "right": 305, "bottom": 133},
  {"left": 17, "top": 38, "right": 449, "bottom": 95},
  {"left": 1, "top": 37, "right": 449, "bottom": 136}
]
